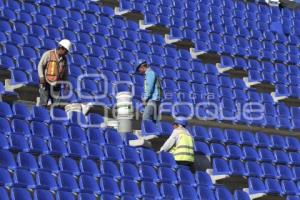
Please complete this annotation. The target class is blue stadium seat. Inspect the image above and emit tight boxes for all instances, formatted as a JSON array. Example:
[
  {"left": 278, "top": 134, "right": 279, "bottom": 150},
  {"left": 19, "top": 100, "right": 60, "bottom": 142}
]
[
  {"left": 38, "top": 155, "right": 59, "bottom": 173},
  {"left": 12, "top": 119, "right": 31, "bottom": 136},
  {"left": 49, "top": 124, "right": 68, "bottom": 142},
  {"left": 208, "top": 128, "right": 225, "bottom": 143},
  {"left": 139, "top": 164, "right": 159, "bottom": 182},
  {"left": 48, "top": 139, "right": 67, "bottom": 156},
  {"left": 78, "top": 193, "right": 96, "bottom": 200},
  {"left": 158, "top": 167, "right": 178, "bottom": 184},
  {"left": 120, "top": 179, "right": 141, "bottom": 198},
  {"left": 86, "top": 143, "right": 105, "bottom": 160},
  {"left": 160, "top": 183, "right": 180, "bottom": 199},
  {"left": 224, "top": 129, "right": 241, "bottom": 144},
  {"left": 139, "top": 148, "right": 159, "bottom": 166},
  {"left": 103, "top": 145, "right": 122, "bottom": 162},
  {"left": 86, "top": 128, "right": 105, "bottom": 145},
  {"left": 261, "top": 163, "right": 278, "bottom": 179},
  {"left": 157, "top": 121, "right": 173, "bottom": 136},
  {"left": 248, "top": 177, "right": 266, "bottom": 195},
  {"left": 258, "top": 148, "right": 274, "bottom": 162},
  {"left": 67, "top": 140, "right": 86, "bottom": 158},
  {"left": 56, "top": 191, "right": 76, "bottom": 200},
  {"left": 100, "top": 177, "right": 121, "bottom": 196},
  {"left": 9, "top": 133, "right": 29, "bottom": 152},
  {"left": 34, "top": 189, "right": 54, "bottom": 200},
  {"left": 190, "top": 125, "right": 209, "bottom": 141},
  {"left": 194, "top": 141, "right": 211, "bottom": 156},
  {"left": 197, "top": 186, "right": 216, "bottom": 200},
  {"left": 215, "top": 187, "right": 233, "bottom": 200},
  {"left": 0, "top": 102, "right": 12, "bottom": 118},
  {"left": 282, "top": 180, "right": 299, "bottom": 196},
  {"left": 212, "top": 158, "right": 230, "bottom": 175},
  {"left": 13, "top": 168, "right": 35, "bottom": 189},
  {"left": 36, "top": 170, "right": 57, "bottom": 191},
  {"left": 0, "top": 117, "right": 11, "bottom": 135},
  {"left": 265, "top": 178, "right": 282, "bottom": 195},
  {"left": 57, "top": 172, "right": 79, "bottom": 192},
  {"left": 101, "top": 161, "right": 120, "bottom": 180},
  {"left": 177, "top": 168, "right": 196, "bottom": 186},
  {"left": 79, "top": 175, "right": 101, "bottom": 194},
  {"left": 104, "top": 128, "right": 123, "bottom": 147},
  {"left": 227, "top": 145, "right": 244, "bottom": 160},
  {"left": 0, "top": 167, "right": 12, "bottom": 186},
  {"left": 240, "top": 131, "right": 257, "bottom": 146},
  {"left": 59, "top": 157, "right": 80, "bottom": 176},
  {"left": 234, "top": 190, "right": 251, "bottom": 200},
  {"left": 158, "top": 151, "right": 177, "bottom": 169},
  {"left": 274, "top": 150, "right": 290, "bottom": 165},
  {"left": 120, "top": 162, "right": 140, "bottom": 181},
  {"left": 68, "top": 125, "right": 87, "bottom": 144},
  {"left": 17, "top": 152, "right": 38, "bottom": 172},
  {"left": 141, "top": 181, "right": 161, "bottom": 199},
  {"left": 286, "top": 137, "right": 300, "bottom": 151},
  {"left": 230, "top": 159, "right": 247, "bottom": 176},
  {"left": 31, "top": 122, "right": 50, "bottom": 139},
  {"left": 11, "top": 187, "right": 32, "bottom": 200},
  {"left": 79, "top": 159, "right": 100, "bottom": 178},
  {"left": 179, "top": 184, "right": 198, "bottom": 200}
]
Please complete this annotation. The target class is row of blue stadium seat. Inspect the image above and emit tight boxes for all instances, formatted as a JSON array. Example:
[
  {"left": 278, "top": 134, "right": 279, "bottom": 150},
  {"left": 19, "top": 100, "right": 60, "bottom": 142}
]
[
  {"left": 212, "top": 158, "right": 300, "bottom": 181},
  {"left": 0, "top": 184, "right": 252, "bottom": 200},
  {"left": 142, "top": 120, "right": 300, "bottom": 150}
]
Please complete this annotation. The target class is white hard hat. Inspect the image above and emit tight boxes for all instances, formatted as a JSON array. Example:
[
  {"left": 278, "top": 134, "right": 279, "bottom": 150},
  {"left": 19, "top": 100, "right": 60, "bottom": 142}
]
[{"left": 58, "top": 39, "right": 72, "bottom": 52}]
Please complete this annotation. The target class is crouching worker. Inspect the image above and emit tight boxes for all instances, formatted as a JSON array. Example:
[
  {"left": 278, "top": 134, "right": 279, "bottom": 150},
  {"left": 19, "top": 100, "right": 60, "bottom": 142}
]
[
  {"left": 159, "top": 118, "right": 195, "bottom": 172},
  {"left": 37, "top": 39, "right": 72, "bottom": 106}
]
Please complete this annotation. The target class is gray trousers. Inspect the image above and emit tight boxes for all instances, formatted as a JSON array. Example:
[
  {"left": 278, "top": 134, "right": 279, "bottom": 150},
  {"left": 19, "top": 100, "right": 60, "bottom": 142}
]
[
  {"left": 143, "top": 100, "right": 160, "bottom": 122},
  {"left": 38, "top": 84, "right": 61, "bottom": 106}
]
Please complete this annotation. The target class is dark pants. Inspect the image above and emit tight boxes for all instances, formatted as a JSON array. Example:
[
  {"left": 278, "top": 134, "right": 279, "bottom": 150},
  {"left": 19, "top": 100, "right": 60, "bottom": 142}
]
[
  {"left": 38, "top": 83, "right": 61, "bottom": 106},
  {"left": 176, "top": 161, "right": 195, "bottom": 173}
]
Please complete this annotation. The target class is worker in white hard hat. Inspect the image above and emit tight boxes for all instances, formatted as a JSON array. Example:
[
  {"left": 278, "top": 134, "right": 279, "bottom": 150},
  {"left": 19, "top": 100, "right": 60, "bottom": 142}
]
[{"left": 37, "top": 39, "right": 72, "bottom": 106}]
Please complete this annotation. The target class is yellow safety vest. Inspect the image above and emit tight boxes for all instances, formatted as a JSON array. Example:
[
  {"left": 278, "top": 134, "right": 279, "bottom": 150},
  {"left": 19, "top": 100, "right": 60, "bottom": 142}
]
[{"left": 170, "top": 129, "right": 195, "bottom": 162}]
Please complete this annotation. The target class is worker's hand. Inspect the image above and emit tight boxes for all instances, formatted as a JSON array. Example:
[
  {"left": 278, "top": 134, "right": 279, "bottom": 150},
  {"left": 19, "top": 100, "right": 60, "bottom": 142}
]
[{"left": 39, "top": 77, "right": 45, "bottom": 85}]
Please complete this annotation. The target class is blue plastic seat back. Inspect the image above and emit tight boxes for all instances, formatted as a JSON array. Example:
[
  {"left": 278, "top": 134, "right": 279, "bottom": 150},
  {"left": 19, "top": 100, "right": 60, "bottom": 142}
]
[
  {"left": 17, "top": 152, "right": 38, "bottom": 171},
  {"left": 11, "top": 187, "right": 32, "bottom": 200},
  {"left": 58, "top": 172, "right": 79, "bottom": 192},
  {"left": 160, "top": 183, "right": 180, "bottom": 199},
  {"left": 59, "top": 157, "right": 80, "bottom": 176},
  {"left": 100, "top": 177, "right": 120, "bottom": 196},
  {"left": 101, "top": 161, "right": 120, "bottom": 180},
  {"left": 36, "top": 171, "right": 57, "bottom": 190}
]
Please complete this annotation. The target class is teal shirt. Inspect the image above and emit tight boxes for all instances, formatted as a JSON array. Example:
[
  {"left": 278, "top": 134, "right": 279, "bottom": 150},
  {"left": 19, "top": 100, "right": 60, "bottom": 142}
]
[{"left": 143, "top": 68, "right": 161, "bottom": 102}]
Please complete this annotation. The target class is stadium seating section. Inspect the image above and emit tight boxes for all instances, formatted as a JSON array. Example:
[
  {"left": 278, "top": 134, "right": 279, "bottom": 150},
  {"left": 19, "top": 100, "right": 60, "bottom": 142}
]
[{"left": 1, "top": 0, "right": 300, "bottom": 199}]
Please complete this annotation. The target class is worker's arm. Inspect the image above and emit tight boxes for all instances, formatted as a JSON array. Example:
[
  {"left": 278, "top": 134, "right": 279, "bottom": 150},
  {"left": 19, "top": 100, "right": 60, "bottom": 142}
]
[
  {"left": 37, "top": 51, "right": 50, "bottom": 83},
  {"left": 160, "top": 130, "right": 179, "bottom": 152},
  {"left": 143, "top": 70, "right": 156, "bottom": 102}
]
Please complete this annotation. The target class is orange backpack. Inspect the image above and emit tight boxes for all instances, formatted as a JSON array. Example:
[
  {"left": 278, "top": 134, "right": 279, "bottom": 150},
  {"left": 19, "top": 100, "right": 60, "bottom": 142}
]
[{"left": 45, "top": 51, "right": 64, "bottom": 83}]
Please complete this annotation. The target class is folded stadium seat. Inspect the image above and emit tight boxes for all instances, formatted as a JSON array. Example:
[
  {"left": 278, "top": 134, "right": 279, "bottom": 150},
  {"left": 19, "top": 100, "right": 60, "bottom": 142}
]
[
  {"left": 68, "top": 125, "right": 87, "bottom": 144},
  {"left": 245, "top": 161, "right": 263, "bottom": 177},
  {"left": 57, "top": 172, "right": 79, "bottom": 192},
  {"left": 139, "top": 147, "right": 159, "bottom": 166},
  {"left": 274, "top": 150, "right": 290, "bottom": 165},
  {"left": 282, "top": 180, "right": 299, "bottom": 196},
  {"left": 79, "top": 158, "right": 100, "bottom": 178},
  {"left": 261, "top": 163, "right": 278, "bottom": 179},
  {"left": 139, "top": 164, "right": 159, "bottom": 182},
  {"left": 28, "top": 134, "right": 48, "bottom": 153},
  {"left": 0, "top": 167, "right": 12, "bottom": 186},
  {"left": 210, "top": 143, "right": 228, "bottom": 158},
  {"left": 208, "top": 128, "right": 225, "bottom": 143},
  {"left": 240, "top": 131, "right": 257, "bottom": 146},
  {"left": 12, "top": 119, "right": 32, "bottom": 137},
  {"left": 289, "top": 152, "right": 300, "bottom": 166},
  {"left": 86, "top": 128, "right": 105, "bottom": 145},
  {"left": 13, "top": 168, "right": 35, "bottom": 189},
  {"left": 9, "top": 69, "right": 30, "bottom": 85},
  {"left": 158, "top": 151, "right": 177, "bottom": 169},
  {"left": 9, "top": 133, "right": 29, "bottom": 152},
  {"left": 17, "top": 152, "right": 38, "bottom": 172},
  {"left": 155, "top": 121, "right": 172, "bottom": 137},
  {"left": 34, "top": 189, "right": 55, "bottom": 200},
  {"left": 69, "top": 111, "right": 88, "bottom": 127},
  {"left": 120, "top": 179, "right": 141, "bottom": 198},
  {"left": 85, "top": 143, "right": 104, "bottom": 161},
  {"left": 35, "top": 170, "right": 57, "bottom": 191},
  {"left": 160, "top": 183, "right": 180, "bottom": 199},
  {"left": 286, "top": 196, "right": 300, "bottom": 200},
  {"left": 0, "top": 55, "right": 15, "bottom": 69},
  {"left": 194, "top": 141, "right": 211, "bottom": 156},
  {"left": 248, "top": 177, "right": 266, "bottom": 195},
  {"left": 243, "top": 146, "right": 260, "bottom": 161},
  {"left": 31, "top": 106, "right": 50, "bottom": 123},
  {"left": 234, "top": 190, "right": 251, "bottom": 200},
  {"left": 100, "top": 160, "right": 121, "bottom": 180},
  {"left": 197, "top": 186, "right": 216, "bottom": 200},
  {"left": 227, "top": 145, "right": 244, "bottom": 160},
  {"left": 48, "top": 139, "right": 67, "bottom": 156},
  {"left": 11, "top": 187, "right": 32, "bottom": 200},
  {"left": 215, "top": 187, "right": 233, "bottom": 200},
  {"left": 78, "top": 193, "right": 97, "bottom": 200},
  {"left": 50, "top": 108, "right": 69, "bottom": 125},
  {"left": 265, "top": 178, "right": 283, "bottom": 195},
  {"left": 0, "top": 117, "right": 11, "bottom": 136},
  {"left": 141, "top": 181, "right": 161, "bottom": 199},
  {"left": 103, "top": 144, "right": 122, "bottom": 162},
  {"left": 120, "top": 162, "right": 140, "bottom": 181},
  {"left": 158, "top": 166, "right": 178, "bottom": 184},
  {"left": 56, "top": 191, "right": 75, "bottom": 200},
  {"left": 190, "top": 125, "right": 208, "bottom": 141},
  {"left": 0, "top": 102, "right": 12, "bottom": 118},
  {"left": 100, "top": 177, "right": 121, "bottom": 196},
  {"left": 194, "top": 171, "right": 213, "bottom": 188},
  {"left": 79, "top": 175, "right": 101, "bottom": 194},
  {"left": 177, "top": 168, "right": 196, "bottom": 186},
  {"left": 212, "top": 158, "right": 230, "bottom": 176},
  {"left": 59, "top": 157, "right": 80, "bottom": 176},
  {"left": 104, "top": 128, "right": 123, "bottom": 147},
  {"left": 286, "top": 137, "right": 300, "bottom": 151},
  {"left": 258, "top": 148, "right": 275, "bottom": 163},
  {"left": 278, "top": 165, "right": 294, "bottom": 180},
  {"left": 178, "top": 184, "right": 198, "bottom": 200},
  {"left": 120, "top": 146, "right": 140, "bottom": 164},
  {"left": 67, "top": 140, "right": 86, "bottom": 159},
  {"left": 49, "top": 124, "right": 68, "bottom": 142},
  {"left": 38, "top": 154, "right": 59, "bottom": 173}
]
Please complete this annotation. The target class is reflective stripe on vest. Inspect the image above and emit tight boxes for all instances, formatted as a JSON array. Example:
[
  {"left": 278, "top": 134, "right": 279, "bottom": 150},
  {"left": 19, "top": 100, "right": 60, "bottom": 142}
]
[{"left": 170, "top": 130, "right": 194, "bottom": 162}]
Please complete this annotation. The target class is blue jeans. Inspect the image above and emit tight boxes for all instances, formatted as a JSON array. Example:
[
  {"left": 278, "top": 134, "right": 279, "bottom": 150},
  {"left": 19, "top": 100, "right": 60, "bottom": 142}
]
[
  {"left": 143, "top": 100, "right": 160, "bottom": 122},
  {"left": 38, "top": 83, "right": 61, "bottom": 106}
]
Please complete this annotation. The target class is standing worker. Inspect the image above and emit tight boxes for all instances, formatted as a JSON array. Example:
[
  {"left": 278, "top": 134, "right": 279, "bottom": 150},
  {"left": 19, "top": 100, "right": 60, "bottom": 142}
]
[
  {"left": 37, "top": 39, "right": 72, "bottom": 106},
  {"left": 159, "top": 118, "right": 195, "bottom": 172},
  {"left": 135, "top": 59, "right": 161, "bottom": 122}
]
